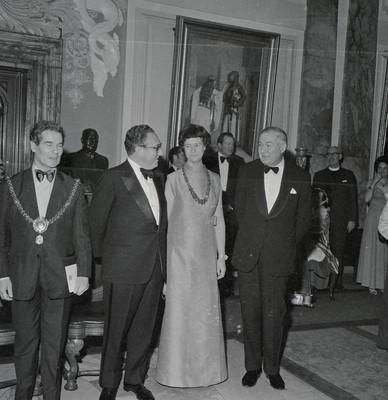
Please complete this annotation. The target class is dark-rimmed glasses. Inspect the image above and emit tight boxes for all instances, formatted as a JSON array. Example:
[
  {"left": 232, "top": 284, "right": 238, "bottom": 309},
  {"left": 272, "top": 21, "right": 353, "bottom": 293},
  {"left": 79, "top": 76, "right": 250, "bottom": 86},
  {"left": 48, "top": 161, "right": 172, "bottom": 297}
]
[
  {"left": 138, "top": 144, "right": 162, "bottom": 152},
  {"left": 326, "top": 152, "right": 340, "bottom": 157}
]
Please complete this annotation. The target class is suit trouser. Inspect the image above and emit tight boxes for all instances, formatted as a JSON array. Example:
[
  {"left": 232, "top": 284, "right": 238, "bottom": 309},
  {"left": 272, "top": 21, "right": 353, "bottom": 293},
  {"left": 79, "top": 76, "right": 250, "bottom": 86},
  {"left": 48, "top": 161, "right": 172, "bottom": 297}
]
[
  {"left": 100, "top": 262, "right": 163, "bottom": 388},
  {"left": 377, "top": 271, "right": 388, "bottom": 349},
  {"left": 238, "top": 261, "right": 288, "bottom": 375},
  {"left": 12, "top": 285, "right": 72, "bottom": 400}
]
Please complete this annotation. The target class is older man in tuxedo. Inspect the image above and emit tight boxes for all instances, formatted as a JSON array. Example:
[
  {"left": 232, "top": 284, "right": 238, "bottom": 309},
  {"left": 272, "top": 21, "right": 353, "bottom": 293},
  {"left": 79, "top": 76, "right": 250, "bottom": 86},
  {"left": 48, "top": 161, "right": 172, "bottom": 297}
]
[
  {"left": 203, "top": 132, "right": 245, "bottom": 295},
  {"left": 0, "top": 120, "right": 91, "bottom": 400},
  {"left": 89, "top": 125, "right": 167, "bottom": 400},
  {"left": 232, "top": 126, "right": 311, "bottom": 390}
]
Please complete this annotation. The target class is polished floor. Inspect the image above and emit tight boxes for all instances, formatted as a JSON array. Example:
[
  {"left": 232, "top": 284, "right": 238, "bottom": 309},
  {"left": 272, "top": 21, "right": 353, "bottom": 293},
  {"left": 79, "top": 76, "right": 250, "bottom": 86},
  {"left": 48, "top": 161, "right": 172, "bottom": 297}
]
[{"left": 1, "top": 270, "right": 387, "bottom": 400}]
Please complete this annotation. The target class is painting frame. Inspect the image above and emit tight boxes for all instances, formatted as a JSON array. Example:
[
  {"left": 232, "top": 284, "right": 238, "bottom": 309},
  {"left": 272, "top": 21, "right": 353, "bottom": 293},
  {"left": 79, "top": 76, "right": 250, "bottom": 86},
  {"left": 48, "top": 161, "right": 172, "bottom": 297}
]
[{"left": 167, "top": 16, "right": 280, "bottom": 160}]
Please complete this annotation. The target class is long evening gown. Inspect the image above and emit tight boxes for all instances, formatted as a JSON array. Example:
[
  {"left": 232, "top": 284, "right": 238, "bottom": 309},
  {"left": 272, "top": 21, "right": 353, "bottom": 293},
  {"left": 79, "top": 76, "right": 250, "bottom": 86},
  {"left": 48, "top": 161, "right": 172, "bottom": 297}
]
[
  {"left": 156, "top": 168, "right": 228, "bottom": 387},
  {"left": 357, "top": 188, "right": 388, "bottom": 290}
]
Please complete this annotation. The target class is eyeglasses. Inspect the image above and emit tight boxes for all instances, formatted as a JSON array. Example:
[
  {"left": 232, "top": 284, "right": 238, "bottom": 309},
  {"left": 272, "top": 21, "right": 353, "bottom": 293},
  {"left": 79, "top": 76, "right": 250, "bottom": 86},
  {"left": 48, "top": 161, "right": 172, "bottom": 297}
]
[
  {"left": 138, "top": 144, "right": 162, "bottom": 152},
  {"left": 326, "top": 152, "right": 340, "bottom": 157}
]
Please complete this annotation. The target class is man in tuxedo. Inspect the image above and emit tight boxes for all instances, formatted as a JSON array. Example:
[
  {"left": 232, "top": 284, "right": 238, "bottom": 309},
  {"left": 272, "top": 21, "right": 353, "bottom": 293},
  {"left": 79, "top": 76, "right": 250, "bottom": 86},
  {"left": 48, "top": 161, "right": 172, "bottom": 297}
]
[
  {"left": 0, "top": 120, "right": 91, "bottom": 400},
  {"left": 89, "top": 125, "right": 167, "bottom": 400},
  {"left": 232, "top": 126, "right": 311, "bottom": 390},
  {"left": 61, "top": 128, "right": 109, "bottom": 194},
  {"left": 166, "top": 145, "right": 186, "bottom": 175},
  {"left": 203, "top": 132, "right": 245, "bottom": 295},
  {"left": 313, "top": 146, "right": 358, "bottom": 290}
]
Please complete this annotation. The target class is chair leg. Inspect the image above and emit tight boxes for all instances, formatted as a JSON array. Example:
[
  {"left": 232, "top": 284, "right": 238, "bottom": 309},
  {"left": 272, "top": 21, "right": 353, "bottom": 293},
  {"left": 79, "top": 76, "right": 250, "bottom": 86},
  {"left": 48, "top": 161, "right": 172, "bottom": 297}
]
[{"left": 63, "top": 338, "right": 84, "bottom": 391}]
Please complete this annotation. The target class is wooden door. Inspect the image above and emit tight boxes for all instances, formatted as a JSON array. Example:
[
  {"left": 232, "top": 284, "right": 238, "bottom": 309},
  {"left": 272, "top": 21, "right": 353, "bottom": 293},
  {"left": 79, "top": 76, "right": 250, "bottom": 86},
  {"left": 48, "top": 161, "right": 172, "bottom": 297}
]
[{"left": 0, "top": 67, "right": 28, "bottom": 177}]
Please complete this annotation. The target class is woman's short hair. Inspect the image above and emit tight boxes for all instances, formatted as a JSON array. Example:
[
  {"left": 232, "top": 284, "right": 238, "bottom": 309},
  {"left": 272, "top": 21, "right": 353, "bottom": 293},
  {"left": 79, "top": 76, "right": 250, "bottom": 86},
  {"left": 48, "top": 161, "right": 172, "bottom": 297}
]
[
  {"left": 178, "top": 124, "right": 211, "bottom": 148},
  {"left": 374, "top": 155, "right": 388, "bottom": 172}
]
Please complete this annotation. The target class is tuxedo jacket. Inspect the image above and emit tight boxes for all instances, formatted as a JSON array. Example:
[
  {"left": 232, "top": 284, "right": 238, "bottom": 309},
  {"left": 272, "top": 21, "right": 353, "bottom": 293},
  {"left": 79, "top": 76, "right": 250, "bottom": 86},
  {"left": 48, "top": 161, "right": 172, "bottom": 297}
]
[
  {"left": 312, "top": 167, "right": 358, "bottom": 229},
  {"left": 89, "top": 160, "right": 167, "bottom": 284},
  {"left": 203, "top": 151, "right": 245, "bottom": 209},
  {"left": 232, "top": 159, "right": 311, "bottom": 276},
  {"left": 0, "top": 168, "right": 92, "bottom": 300}
]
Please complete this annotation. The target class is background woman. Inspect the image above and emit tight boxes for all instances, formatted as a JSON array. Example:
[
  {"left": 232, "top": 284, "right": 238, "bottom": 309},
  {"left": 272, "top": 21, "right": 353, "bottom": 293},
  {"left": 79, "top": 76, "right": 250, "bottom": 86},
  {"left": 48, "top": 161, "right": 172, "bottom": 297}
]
[
  {"left": 156, "top": 124, "right": 227, "bottom": 387},
  {"left": 357, "top": 156, "right": 388, "bottom": 294}
]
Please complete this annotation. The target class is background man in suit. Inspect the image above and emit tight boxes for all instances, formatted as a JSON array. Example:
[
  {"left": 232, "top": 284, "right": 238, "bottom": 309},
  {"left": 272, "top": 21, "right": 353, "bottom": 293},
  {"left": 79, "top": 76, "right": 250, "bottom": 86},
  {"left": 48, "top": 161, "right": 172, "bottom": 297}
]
[
  {"left": 166, "top": 145, "right": 186, "bottom": 175},
  {"left": 313, "top": 146, "right": 358, "bottom": 290},
  {"left": 0, "top": 120, "right": 91, "bottom": 400},
  {"left": 203, "top": 132, "right": 245, "bottom": 296},
  {"left": 89, "top": 125, "right": 167, "bottom": 400},
  {"left": 61, "top": 128, "right": 109, "bottom": 194},
  {"left": 232, "top": 126, "right": 311, "bottom": 390}
]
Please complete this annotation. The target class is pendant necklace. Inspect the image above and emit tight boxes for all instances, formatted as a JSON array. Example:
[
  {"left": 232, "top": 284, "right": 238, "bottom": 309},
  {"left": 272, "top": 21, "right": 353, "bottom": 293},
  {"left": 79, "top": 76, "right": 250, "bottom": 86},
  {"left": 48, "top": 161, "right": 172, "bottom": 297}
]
[{"left": 182, "top": 166, "right": 211, "bottom": 205}]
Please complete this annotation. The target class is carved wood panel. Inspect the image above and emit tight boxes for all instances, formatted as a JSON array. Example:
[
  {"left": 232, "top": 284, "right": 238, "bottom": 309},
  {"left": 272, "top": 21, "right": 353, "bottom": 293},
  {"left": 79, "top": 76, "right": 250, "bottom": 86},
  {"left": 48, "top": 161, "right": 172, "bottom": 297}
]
[{"left": 0, "top": 29, "right": 62, "bottom": 175}]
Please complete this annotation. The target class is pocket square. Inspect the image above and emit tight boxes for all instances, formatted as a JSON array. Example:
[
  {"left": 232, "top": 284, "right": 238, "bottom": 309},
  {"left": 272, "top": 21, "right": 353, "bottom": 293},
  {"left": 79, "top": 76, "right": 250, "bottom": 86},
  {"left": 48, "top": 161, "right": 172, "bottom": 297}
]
[
  {"left": 290, "top": 188, "right": 297, "bottom": 194},
  {"left": 342, "top": 180, "right": 348, "bottom": 183}
]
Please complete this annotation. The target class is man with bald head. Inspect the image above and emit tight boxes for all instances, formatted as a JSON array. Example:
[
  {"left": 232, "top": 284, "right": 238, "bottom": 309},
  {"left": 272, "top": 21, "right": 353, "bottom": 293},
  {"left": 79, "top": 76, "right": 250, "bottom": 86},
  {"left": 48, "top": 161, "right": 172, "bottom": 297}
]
[
  {"left": 232, "top": 127, "right": 311, "bottom": 391},
  {"left": 313, "top": 146, "right": 358, "bottom": 290}
]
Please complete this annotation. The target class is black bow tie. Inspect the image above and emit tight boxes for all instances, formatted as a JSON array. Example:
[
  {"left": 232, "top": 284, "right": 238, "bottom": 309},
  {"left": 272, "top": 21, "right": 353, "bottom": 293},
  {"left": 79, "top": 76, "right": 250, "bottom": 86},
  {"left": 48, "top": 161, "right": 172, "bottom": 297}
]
[
  {"left": 220, "top": 156, "right": 230, "bottom": 164},
  {"left": 35, "top": 169, "right": 55, "bottom": 182},
  {"left": 140, "top": 168, "right": 154, "bottom": 180},
  {"left": 263, "top": 165, "right": 279, "bottom": 174}
]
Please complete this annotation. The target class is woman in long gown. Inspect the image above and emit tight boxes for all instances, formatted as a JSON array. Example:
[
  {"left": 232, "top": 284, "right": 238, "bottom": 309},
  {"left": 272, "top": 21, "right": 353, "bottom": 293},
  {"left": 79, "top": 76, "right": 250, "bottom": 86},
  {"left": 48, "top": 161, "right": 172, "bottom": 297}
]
[
  {"left": 156, "top": 124, "right": 228, "bottom": 388},
  {"left": 357, "top": 156, "right": 388, "bottom": 294}
]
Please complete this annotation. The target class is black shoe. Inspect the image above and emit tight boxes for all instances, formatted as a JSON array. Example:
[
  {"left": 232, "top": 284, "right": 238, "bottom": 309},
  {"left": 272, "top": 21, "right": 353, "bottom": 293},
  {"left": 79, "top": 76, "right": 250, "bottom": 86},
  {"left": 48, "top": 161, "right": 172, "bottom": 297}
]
[
  {"left": 266, "top": 373, "right": 285, "bottom": 390},
  {"left": 99, "top": 387, "right": 118, "bottom": 400},
  {"left": 242, "top": 369, "right": 262, "bottom": 387},
  {"left": 123, "top": 383, "right": 155, "bottom": 400}
]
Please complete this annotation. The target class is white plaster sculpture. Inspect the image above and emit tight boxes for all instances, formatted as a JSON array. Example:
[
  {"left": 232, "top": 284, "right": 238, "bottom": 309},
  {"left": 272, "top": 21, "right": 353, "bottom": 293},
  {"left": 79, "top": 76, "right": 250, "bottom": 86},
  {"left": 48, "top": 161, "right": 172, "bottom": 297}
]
[{"left": 74, "top": 0, "right": 123, "bottom": 97}]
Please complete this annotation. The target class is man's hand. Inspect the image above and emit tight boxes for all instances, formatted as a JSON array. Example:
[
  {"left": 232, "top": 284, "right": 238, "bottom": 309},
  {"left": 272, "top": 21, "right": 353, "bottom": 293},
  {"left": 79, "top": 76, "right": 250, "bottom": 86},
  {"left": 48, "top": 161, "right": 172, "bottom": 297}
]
[
  {"left": 347, "top": 221, "right": 356, "bottom": 233},
  {"left": 0, "top": 278, "right": 13, "bottom": 301},
  {"left": 73, "top": 277, "right": 90, "bottom": 296}
]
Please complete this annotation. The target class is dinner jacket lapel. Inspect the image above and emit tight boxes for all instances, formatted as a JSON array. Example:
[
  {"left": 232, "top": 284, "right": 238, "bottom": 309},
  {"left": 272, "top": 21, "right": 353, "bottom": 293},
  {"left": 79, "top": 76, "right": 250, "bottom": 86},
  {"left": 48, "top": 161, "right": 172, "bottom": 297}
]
[
  {"left": 45, "top": 171, "right": 72, "bottom": 219},
  {"left": 253, "top": 162, "right": 269, "bottom": 217},
  {"left": 268, "top": 161, "right": 292, "bottom": 218},
  {"left": 120, "top": 162, "right": 156, "bottom": 224},
  {"left": 18, "top": 169, "right": 40, "bottom": 220},
  {"left": 153, "top": 172, "right": 166, "bottom": 228}
]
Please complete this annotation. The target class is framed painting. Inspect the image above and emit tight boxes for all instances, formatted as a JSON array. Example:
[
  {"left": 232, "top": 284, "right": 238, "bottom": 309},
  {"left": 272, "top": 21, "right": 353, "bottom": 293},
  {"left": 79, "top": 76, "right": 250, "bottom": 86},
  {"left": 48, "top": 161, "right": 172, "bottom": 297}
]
[{"left": 168, "top": 16, "right": 280, "bottom": 160}]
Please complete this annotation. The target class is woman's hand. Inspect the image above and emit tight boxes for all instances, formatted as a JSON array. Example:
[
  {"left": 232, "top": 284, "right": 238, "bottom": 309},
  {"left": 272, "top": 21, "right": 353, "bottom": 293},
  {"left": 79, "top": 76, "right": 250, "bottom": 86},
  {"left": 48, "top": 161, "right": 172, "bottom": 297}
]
[
  {"left": 216, "top": 257, "right": 226, "bottom": 280},
  {"left": 371, "top": 174, "right": 382, "bottom": 186}
]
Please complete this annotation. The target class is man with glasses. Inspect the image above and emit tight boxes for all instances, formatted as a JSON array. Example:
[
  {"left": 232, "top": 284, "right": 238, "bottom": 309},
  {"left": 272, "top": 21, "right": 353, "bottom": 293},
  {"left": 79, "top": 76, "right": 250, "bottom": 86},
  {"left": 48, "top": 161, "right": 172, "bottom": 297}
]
[
  {"left": 89, "top": 125, "right": 167, "bottom": 400},
  {"left": 313, "top": 146, "right": 358, "bottom": 291}
]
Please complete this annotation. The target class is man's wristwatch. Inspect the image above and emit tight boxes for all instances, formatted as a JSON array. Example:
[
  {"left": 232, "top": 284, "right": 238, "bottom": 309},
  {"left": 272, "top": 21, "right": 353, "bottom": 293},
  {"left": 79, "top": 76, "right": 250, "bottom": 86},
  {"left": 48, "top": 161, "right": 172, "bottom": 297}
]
[{"left": 218, "top": 254, "right": 228, "bottom": 260}]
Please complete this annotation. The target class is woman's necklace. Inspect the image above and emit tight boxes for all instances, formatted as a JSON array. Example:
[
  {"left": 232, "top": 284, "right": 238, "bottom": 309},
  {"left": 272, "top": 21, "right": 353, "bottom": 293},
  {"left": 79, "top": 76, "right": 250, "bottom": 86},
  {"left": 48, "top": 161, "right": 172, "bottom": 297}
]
[{"left": 182, "top": 166, "right": 211, "bottom": 205}]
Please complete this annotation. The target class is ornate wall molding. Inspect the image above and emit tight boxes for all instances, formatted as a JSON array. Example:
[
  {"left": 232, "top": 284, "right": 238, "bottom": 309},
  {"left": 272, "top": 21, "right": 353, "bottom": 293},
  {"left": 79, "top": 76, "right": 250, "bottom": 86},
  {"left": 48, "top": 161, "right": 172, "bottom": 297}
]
[{"left": 0, "top": 0, "right": 126, "bottom": 108}]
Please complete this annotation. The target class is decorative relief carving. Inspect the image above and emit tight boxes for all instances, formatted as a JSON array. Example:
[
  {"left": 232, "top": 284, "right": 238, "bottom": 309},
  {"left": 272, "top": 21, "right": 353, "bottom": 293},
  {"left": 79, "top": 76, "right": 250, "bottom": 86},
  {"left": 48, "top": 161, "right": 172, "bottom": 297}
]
[{"left": 0, "top": 0, "right": 126, "bottom": 108}]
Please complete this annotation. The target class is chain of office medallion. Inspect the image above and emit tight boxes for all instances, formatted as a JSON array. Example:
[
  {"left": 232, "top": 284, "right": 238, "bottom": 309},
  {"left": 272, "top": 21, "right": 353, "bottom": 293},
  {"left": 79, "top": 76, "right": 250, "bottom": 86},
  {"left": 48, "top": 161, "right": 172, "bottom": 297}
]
[{"left": 6, "top": 177, "right": 81, "bottom": 224}]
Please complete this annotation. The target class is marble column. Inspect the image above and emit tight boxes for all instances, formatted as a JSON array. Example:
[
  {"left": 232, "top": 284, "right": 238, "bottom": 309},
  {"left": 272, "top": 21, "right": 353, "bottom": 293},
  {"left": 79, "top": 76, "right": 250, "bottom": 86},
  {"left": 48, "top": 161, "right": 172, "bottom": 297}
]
[
  {"left": 297, "top": 0, "right": 338, "bottom": 155},
  {"left": 340, "top": 0, "right": 378, "bottom": 160},
  {"left": 339, "top": 0, "right": 378, "bottom": 226}
]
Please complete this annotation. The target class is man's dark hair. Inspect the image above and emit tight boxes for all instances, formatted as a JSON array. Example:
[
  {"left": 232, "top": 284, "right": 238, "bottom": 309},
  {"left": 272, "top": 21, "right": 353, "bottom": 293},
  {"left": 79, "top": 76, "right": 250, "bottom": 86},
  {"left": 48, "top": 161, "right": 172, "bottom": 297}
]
[
  {"left": 168, "top": 146, "right": 183, "bottom": 164},
  {"left": 217, "top": 132, "right": 235, "bottom": 145},
  {"left": 178, "top": 124, "right": 211, "bottom": 148},
  {"left": 124, "top": 125, "right": 155, "bottom": 155},
  {"left": 30, "top": 120, "right": 65, "bottom": 145}
]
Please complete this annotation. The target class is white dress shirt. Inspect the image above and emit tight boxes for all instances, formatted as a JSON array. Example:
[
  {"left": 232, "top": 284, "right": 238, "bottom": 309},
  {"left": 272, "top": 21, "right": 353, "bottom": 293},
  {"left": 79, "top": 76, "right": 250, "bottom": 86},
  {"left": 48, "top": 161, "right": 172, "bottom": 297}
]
[
  {"left": 264, "top": 158, "right": 284, "bottom": 213},
  {"left": 218, "top": 152, "right": 229, "bottom": 192},
  {"left": 32, "top": 165, "right": 56, "bottom": 217},
  {"left": 128, "top": 158, "right": 160, "bottom": 225}
]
